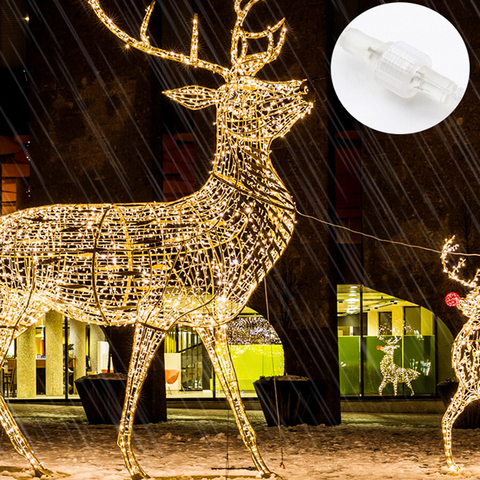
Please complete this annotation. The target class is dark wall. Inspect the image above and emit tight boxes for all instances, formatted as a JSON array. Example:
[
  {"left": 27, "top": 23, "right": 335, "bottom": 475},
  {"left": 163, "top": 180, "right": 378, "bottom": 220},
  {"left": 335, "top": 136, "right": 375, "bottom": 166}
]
[
  {"left": 243, "top": 1, "right": 341, "bottom": 423},
  {"left": 0, "top": 0, "right": 29, "bottom": 137},
  {"left": 27, "top": 0, "right": 195, "bottom": 204},
  {"left": 192, "top": 2, "right": 339, "bottom": 415}
]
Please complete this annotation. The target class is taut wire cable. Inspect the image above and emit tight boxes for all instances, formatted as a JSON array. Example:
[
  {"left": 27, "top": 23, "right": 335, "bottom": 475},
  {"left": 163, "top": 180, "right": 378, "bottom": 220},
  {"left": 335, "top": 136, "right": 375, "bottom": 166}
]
[{"left": 296, "top": 209, "right": 480, "bottom": 257}]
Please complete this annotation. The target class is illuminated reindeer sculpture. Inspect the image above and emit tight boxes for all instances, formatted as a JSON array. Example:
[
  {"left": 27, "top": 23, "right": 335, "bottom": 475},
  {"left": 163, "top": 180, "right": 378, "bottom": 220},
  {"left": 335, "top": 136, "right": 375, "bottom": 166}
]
[
  {"left": 0, "top": 0, "right": 311, "bottom": 478},
  {"left": 377, "top": 338, "right": 420, "bottom": 396},
  {"left": 441, "top": 237, "right": 480, "bottom": 470}
]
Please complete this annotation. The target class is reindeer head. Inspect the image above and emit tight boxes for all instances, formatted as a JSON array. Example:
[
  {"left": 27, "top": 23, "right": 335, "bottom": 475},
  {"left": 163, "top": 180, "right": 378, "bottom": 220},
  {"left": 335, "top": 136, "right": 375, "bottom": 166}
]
[
  {"left": 376, "top": 335, "right": 401, "bottom": 355},
  {"left": 376, "top": 344, "right": 399, "bottom": 355},
  {"left": 442, "top": 237, "right": 480, "bottom": 319},
  {"left": 89, "top": 0, "right": 312, "bottom": 144}
]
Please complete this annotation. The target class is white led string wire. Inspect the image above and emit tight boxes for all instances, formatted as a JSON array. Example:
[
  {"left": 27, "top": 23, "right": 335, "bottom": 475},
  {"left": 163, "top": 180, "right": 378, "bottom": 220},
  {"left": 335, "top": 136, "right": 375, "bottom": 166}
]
[{"left": 296, "top": 210, "right": 480, "bottom": 257}]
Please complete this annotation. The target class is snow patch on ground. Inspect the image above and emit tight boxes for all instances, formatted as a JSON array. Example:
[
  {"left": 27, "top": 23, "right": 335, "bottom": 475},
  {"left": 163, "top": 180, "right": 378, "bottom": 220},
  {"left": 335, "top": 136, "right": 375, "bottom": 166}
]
[{"left": 0, "top": 405, "right": 479, "bottom": 479}]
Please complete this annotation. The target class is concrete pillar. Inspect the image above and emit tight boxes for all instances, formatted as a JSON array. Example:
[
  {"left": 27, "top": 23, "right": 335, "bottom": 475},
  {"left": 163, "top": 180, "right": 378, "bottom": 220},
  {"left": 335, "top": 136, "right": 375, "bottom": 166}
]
[
  {"left": 89, "top": 325, "right": 105, "bottom": 374},
  {"left": 16, "top": 325, "right": 36, "bottom": 398},
  {"left": 45, "top": 311, "right": 64, "bottom": 396},
  {"left": 70, "top": 320, "right": 86, "bottom": 383}
]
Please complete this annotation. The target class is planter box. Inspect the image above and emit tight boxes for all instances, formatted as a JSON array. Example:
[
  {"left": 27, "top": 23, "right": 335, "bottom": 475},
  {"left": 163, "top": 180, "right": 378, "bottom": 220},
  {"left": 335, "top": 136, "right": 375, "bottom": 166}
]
[
  {"left": 438, "top": 381, "right": 480, "bottom": 429},
  {"left": 254, "top": 376, "right": 331, "bottom": 427},
  {"left": 75, "top": 373, "right": 159, "bottom": 425}
]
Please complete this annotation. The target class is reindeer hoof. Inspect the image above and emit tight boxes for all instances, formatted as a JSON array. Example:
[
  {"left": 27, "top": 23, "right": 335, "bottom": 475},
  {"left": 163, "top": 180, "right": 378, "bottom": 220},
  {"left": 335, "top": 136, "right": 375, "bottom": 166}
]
[
  {"left": 447, "top": 462, "right": 460, "bottom": 472},
  {"left": 131, "top": 473, "right": 150, "bottom": 480},
  {"left": 34, "top": 467, "right": 54, "bottom": 477}
]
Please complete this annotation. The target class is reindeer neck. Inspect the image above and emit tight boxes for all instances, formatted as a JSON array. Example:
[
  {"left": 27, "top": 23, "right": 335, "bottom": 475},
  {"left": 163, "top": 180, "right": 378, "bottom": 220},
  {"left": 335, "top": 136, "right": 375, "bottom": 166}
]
[
  {"left": 380, "top": 353, "right": 394, "bottom": 368},
  {"left": 210, "top": 131, "right": 294, "bottom": 210}
]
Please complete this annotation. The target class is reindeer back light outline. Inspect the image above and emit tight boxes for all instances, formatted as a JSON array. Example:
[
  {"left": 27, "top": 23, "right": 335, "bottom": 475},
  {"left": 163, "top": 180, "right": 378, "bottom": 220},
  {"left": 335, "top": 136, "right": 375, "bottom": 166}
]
[
  {"left": 0, "top": 0, "right": 312, "bottom": 478},
  {"left": 441, "top": 237, "right": 480, "bottom": 471}
]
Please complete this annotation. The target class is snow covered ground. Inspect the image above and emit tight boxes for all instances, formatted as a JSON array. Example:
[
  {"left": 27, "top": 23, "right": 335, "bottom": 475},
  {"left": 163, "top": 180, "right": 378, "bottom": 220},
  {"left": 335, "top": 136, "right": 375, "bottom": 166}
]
[{"left": 0, "top": 403, "right": 480, "bottom": 479}]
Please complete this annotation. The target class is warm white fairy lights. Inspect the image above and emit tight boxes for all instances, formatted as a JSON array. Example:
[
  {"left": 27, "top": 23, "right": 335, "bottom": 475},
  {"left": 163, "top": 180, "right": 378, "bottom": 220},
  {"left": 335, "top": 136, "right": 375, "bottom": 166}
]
[
  {"left": 0, "top": 0, "right": 311, "bottom": 478},
  {"left": 377, "top": 338, "right": 420, "bottom": 396},
  {"left": 228, "top": 316, "right": 281, "bottom": 345},
  {"left": 441, "top": 237, "right": 480, "bottom": 471}
]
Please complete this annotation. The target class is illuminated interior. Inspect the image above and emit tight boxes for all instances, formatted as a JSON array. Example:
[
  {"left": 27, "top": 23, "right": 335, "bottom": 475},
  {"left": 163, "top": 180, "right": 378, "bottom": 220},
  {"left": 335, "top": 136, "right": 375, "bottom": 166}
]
[
  {"left": 338, "top": 284, "right": 453, "bottom": 396},
  {"left": 164, "top": 314, "right": 283, "bottom": 397},
  {"left": 3, "top": 289, "right": 453, "bottom": 400},
  {"left": 3, "top": 309, "right": 283, "bottom": 400}
]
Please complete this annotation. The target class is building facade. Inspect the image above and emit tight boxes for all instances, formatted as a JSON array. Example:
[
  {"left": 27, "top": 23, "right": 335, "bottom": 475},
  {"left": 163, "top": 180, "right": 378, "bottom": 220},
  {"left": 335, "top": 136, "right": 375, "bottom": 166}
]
[{"left": 1, "top": 0, "right": 477, "bottom": 405}]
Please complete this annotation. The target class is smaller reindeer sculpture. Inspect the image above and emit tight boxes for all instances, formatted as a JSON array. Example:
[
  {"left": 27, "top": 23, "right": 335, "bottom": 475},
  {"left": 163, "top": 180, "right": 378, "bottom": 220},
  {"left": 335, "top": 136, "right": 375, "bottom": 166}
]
[
  {"left": 377, "top": 338, "right": 420, "bottom": 396},
  {"left": 441, "top": 237, "right": 480, "bottom": 470}
]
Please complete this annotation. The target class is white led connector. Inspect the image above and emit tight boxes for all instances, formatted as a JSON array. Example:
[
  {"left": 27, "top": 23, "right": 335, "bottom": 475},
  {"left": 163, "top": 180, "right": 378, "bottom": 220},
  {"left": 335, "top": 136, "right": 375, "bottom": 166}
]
[{"left": 339, "top": 28, "right": 463, "bottom": 106}]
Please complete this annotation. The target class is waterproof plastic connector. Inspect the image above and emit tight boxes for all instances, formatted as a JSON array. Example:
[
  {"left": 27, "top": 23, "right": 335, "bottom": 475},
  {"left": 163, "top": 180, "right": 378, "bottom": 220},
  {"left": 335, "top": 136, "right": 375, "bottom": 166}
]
[{"left": 339, "top": 28, "right": 463, "bottom": 106}]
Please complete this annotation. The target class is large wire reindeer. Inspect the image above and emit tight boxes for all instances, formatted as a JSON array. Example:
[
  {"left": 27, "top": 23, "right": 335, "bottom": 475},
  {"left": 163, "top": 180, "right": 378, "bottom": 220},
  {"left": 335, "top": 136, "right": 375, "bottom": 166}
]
[
  {"left": 441, "top": 237, "right": 480, "bottom": 471},
  {"left": 0, "top": 0, "right": 312, "bottom": 478}
]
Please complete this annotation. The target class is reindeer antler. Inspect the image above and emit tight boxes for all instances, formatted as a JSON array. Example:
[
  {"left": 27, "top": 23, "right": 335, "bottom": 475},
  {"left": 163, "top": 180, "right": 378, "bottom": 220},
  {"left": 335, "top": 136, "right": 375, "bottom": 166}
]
[
  {"left": 378, "top": 334, "right": 401, "bottom": 346},
  {"left": 442, "top": 236, "right": 480, "bottom": 289},
  {"left": 89, "top": 0, "right": 287, "bottom": 80},
  {"left": 231, "top": 0, "right": 287, "bottom": 77},
  {"left": 88, "top": 0, "right": 229, "bottom": 79}
]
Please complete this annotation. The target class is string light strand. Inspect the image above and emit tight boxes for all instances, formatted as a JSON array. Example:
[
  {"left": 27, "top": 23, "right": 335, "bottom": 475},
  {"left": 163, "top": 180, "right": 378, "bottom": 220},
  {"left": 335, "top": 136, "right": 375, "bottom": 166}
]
[{"left": 296, "top": 210, "right": 480, "bottom": 257}]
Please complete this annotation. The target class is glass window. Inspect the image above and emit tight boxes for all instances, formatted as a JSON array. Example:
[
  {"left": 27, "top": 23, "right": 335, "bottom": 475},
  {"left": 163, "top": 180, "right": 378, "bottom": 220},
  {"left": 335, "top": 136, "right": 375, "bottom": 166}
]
[
  {"left": 379, "top": 312, "right": 393, "bottom": 335},
  {"left": 227, "top": 317, "right": 283, "bottom": 394},
  {"left": 338, "top": 285, "right": 361, "bottom": 395},
  {"left": 165, "top": 327, "right": 205, "bottom": 393},
  {"left": 164, "top": 316, "right": 283, "bottom": 398},
  {"left": 403, "top": 306, "right": 435, "bottom": 395},
  {"left": 405, "top": 306, "right": 421, "bottom": 334},
  {"left": 338, "top": 284, "right": 450, "bottom": 397}
]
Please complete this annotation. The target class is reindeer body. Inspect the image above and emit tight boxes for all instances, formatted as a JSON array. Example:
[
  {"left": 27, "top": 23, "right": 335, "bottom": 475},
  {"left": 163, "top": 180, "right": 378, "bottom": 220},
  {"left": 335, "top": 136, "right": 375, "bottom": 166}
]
[
  {"left": 0, "top": 154, "right": 294, "bottom": 330},
  {"left": 0, "top": 1, "right": 311, "bottom": 478},
  {"left": 377, "top": 344, "right": 420, "bottom": 396}
]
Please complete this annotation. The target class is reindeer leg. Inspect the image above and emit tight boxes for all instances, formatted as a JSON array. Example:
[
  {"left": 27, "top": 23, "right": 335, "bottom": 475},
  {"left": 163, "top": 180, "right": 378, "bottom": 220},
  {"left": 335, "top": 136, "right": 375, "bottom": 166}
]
[
  {"left": 442, "top": 385, "right": 478, "bottom": 471},
  {"left": 118, "top": 322, "right": 166, "bottom": 480},
  {"left": 196, "top": 326, "right": 272, "bottom": 478},
  {"left": 378, "top": 380, "right": 386, "bottom": 396},
  {"left": 405, "top": 377, "right": 415, "bottom": 396},
  {"left": 0, "top": 326, "right": 51, "bottom": 477}
]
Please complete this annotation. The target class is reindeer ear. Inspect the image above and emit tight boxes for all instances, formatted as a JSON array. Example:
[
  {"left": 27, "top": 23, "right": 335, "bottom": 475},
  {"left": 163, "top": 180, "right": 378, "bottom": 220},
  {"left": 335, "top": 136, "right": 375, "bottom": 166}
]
[{"left": 163, "top": 85, "right": 217, "bottom": 110}]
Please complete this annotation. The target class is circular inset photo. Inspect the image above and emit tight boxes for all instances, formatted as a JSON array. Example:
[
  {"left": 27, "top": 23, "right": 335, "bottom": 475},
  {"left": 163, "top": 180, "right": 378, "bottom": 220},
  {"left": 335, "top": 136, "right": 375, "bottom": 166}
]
[{"left": 331, "top": 3, "right": 469, "bottom": 134}]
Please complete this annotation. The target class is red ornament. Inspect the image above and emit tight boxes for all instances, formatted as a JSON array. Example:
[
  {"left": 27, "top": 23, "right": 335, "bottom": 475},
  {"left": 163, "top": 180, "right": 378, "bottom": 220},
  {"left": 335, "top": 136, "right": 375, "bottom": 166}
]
[{"left": 445, "top": 292, "right": 461, "bottom": 307}]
